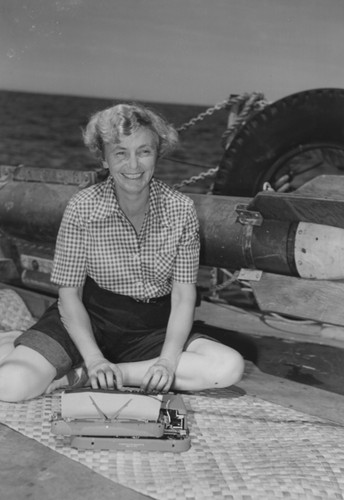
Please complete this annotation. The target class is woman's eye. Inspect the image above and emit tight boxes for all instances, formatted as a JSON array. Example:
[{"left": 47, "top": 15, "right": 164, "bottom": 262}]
[{"left": 115, "top": 151, "right": 125, "bottom": 158}]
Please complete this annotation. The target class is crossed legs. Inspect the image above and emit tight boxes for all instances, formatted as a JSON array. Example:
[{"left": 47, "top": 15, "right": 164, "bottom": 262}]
[
  {"left": 0, "top": 337, "right": 244, "bottom": 402},
  {"left": 119, "top": 338, "right": 244, "bottom": 391}
]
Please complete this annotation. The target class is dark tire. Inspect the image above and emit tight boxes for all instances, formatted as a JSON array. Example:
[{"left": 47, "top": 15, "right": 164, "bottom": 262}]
[{"left": 213, "top": 88, "right": 344, "bottom": 197}]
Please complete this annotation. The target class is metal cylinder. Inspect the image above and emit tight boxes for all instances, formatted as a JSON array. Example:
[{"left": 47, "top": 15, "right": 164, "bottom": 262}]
[
  {"left": 189, "top": 194, "right": 297, "bottom": 275},
  {"left": 0, "top": 181, "right": 79, "bottom": 241},
  {"left": 1, "top": 181, "right": 343, "bottom": 280},
  {"left": 294, "top": 222, "right": 344, "bottom": 279}
]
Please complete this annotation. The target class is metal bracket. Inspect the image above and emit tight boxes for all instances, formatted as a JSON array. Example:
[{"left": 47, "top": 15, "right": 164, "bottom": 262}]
[
  {"left": 235, "top": 204, "right": 263, "bottom": 226},
  {"left": 0, "top": 165, "right": 105, "bottom": 187},
  {"left": 20, "top": 254, "right": 54, "bottom": 274},
  {"left": 237, "top": 268, "right": 263, "bottom": 281}
]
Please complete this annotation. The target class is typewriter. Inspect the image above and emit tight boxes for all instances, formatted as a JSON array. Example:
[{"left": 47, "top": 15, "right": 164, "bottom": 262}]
[{"left": 51, "top": 388, "right": 191, "bottom": 452}]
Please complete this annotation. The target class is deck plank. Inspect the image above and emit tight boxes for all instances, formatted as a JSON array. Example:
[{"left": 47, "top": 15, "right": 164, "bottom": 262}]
[
  {"left": 238, "top": 361, "right": 344, "bottom": 427},
  {"left": 250, "top": 273, "right": 344, "bottom": 326}
]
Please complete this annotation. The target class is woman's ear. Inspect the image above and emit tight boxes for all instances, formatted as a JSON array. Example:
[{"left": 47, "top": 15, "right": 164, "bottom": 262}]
[{"left": 102, "top": 160, "right": 109, "bottom": 169}]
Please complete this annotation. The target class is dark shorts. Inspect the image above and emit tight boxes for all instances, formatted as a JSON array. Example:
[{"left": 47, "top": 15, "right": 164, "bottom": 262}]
[{"left": 14, "top": 277, "right": 210, "bottom": 378}]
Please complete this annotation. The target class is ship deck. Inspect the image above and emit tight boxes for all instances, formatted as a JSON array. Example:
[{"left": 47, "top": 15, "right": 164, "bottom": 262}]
[{"left": 2, "top": 284, "right": 344, "bottom": 500}]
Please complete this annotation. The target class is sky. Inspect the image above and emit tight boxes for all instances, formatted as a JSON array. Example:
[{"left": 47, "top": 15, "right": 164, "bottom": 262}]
[{"left": 0, "top": 0, "right": 344, "bottom": 105}]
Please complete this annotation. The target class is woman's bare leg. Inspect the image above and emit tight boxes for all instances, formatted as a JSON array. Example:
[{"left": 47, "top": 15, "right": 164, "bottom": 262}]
[
  {"left": 0, "top": 331, "right": 19, "bottom": 363},
  {"left": 118, "top": 338, "right": 244, "bottom": 391},
  {"left": 174, "top": 338, "right": 244, "bottom": 390},
  {"left": 0, "top": 336, "right": 244, "bottom": 401},
  {"left": 0, "top": 345, "right": 57, "bottom": 402}
]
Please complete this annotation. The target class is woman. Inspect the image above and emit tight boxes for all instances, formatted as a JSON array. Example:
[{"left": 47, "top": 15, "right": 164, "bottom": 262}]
[{"left": 0, "top": 103, "right": 244, "bottom": 402}]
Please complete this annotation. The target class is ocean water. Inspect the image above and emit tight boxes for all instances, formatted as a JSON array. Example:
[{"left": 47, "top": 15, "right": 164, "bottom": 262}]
[{"left": 0, "top": 90, "right": 229, "bottom": 193}]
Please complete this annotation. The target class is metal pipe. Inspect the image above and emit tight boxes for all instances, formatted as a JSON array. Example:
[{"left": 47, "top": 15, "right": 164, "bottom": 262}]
[
  {"left": 1, "top": 181, "right": 344, "bottom": 280},
  {"left": 0, "top": 181, "right": 77, "bottom": 241},
  {"left": 189, "top": 194, "right": 296, "bottom": 275}
]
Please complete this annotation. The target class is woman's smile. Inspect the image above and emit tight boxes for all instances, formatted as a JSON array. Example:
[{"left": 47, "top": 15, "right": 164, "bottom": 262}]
[
  {"left": 103, "top": 128, "right": 158, "bottom": 198},
  {"left": 122, "top": 172, "right": 144, "bottom": 179}
]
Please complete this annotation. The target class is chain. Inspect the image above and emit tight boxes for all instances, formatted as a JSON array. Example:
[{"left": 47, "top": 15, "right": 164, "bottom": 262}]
[
  {"left": 172, "top": 92, "right": 268, "bottom": 190},
  {"left": 176, "top": 93, "right": 264, "bottom": 133},
  {"left": 172, "top": 93, "right": 268, "bottom": 298},
  {"left": 172, "top": 166, "right": 219, "bottom": 190},
  {"left": 176, "top": 97, "right": 233, "bottom": 133}
]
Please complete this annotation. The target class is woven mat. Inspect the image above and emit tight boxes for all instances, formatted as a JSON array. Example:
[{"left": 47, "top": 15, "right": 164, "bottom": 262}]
[
  {"left": 0, "top": 288, "right": 35, "bottom": 331},
  {"left": 1, "top": 388, "right": 344, "bottom": 500},
  {"left": 1, "top": 288, "right": 344, "bottom": 499}
]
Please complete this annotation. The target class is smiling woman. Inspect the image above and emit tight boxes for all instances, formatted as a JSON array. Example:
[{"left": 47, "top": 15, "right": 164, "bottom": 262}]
[
  {"left": 104, "top": 130, "right": 158, "bottom": 230},
  {"left": 0, "top": 101, "right": 244, "bottom": 403},
  {"left": 82, "top": 103, "right": 179, "bottom": 229},
  {"left": 104, "top": 138, "right": 155, "bottom": 229}
]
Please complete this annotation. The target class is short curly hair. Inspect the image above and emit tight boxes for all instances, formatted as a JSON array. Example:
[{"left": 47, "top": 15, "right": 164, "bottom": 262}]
[{"left": 83, "top": 103, "right": 179, "bottom": 161}]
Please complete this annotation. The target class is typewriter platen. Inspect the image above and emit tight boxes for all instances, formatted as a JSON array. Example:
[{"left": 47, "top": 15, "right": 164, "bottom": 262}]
[{"left": 51, "top": 388, "right": 191, "bottom": 452}]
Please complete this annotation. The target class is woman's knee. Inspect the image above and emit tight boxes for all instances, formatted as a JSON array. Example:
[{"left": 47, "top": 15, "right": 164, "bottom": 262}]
[
  {"left": 224, "top": 348, "right": 245, "bottom": 386},
  {"left": 0, "top": 361, "right": 34, "bottom": 402},
  {"left": 0, "top": 348, "right": 56, "bottom": 402},
  {"left": 191, "top": 339, "right": 245, "bottom": 388},
  {"left": 210, "top": 345, "right": 244, "bottom": 387}
]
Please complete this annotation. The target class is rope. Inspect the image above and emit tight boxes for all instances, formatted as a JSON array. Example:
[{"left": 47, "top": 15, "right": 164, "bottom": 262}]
[
  {"left": 269, "top": 148, "right": 344, "bottom": 193},
  {"left": 209, "top": 274, "right": 239, "bottom": 293},
  {"left": 221, "top": 92, "right": 267, "bottom": 149},
  {"left": 210, "top": 300, "right": 323, "bottom": 331},
  {"left": 172, "top": 92, "right": 268, "bottom": 190},
  {"left": 207, "top": 269, "right": 247, "bottom": 295}
]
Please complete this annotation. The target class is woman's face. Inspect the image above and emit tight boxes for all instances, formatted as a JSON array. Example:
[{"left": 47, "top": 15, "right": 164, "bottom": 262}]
[{"left": 103, "top": 127, "right": 158, "bottom": 198}]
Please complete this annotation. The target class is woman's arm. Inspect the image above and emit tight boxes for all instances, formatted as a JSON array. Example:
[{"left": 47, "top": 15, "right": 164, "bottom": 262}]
[
  {"left": 141, "top": 281, "right": 196, "bottom": 393},
  {"left": 58, "top": 287, "right": 123, "bottom": 389}
]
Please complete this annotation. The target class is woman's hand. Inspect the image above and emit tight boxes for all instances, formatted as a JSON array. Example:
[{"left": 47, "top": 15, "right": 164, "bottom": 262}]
[
  {"left": 86, "top": 356, "right": 124, "bottom": 390},
  {"left": 141, "top": 358, "right": 176, "bottom": 394}
]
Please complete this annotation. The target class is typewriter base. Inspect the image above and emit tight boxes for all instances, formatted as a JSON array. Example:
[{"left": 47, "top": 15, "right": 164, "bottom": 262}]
[{"left": 70, "top": 434, "right": 191, "bottom": 452}]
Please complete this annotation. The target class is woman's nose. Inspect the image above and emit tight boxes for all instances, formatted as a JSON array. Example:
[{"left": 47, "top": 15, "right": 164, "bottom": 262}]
[{"left": 128, "top": 153, "right": 139, "bottom": 170}]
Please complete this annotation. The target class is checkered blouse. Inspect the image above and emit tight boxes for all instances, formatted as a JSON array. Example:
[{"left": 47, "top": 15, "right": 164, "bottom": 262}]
[{"left": 51, "top": 176, "right": 200, "bottom": 300}]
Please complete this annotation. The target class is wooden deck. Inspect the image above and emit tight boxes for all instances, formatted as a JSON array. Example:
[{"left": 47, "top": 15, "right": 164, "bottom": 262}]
[{"left": 2, "top": 284, "right": 344, "bottom": 499}]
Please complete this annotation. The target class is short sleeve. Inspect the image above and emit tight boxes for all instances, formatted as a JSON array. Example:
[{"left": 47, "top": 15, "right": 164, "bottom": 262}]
[
  {"left": 172, "top": 202, "right": 200, "bottom": 283},
  {"left": 50, "top": 199, "right": 87, "bottom": 287}
]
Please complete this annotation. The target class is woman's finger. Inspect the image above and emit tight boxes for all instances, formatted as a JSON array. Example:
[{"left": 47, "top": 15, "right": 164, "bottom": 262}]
[
  {"left": 113, "top": 366, "right": 123, "bottom": 390},
  {"left": 96, "top": 370, "right": 108, "bottom": 389},
  {"left": 104, "top": 368, "right": 115, "bottom": 389},
  {"left": 161, "top": 374, "right": 173, "bottom": 393},
  {"left": 142, "top": 369, "right": 160, "bottom": 393},
  {"left": 141, "top": 372, "right": 151, "bottom": 392},
  {"left": 89, "top": 373, "right": 100, "bottom": 389},
  {"left": 154, "top": 376, "right": 170, "bottom": 393},
  {"left": 146, "top": 368, "right": 170, "bottom": 393},
  {"left": 144, "top": 373, "right": 159, "bottom": 393}
]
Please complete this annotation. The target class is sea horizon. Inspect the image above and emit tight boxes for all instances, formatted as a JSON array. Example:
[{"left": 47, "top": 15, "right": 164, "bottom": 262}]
[
  {"left": 0, "top": 89, "right": 229, "bottom": 193},
  {"left": 0, "top": 87, "right": 219, "bottom": 109}
]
